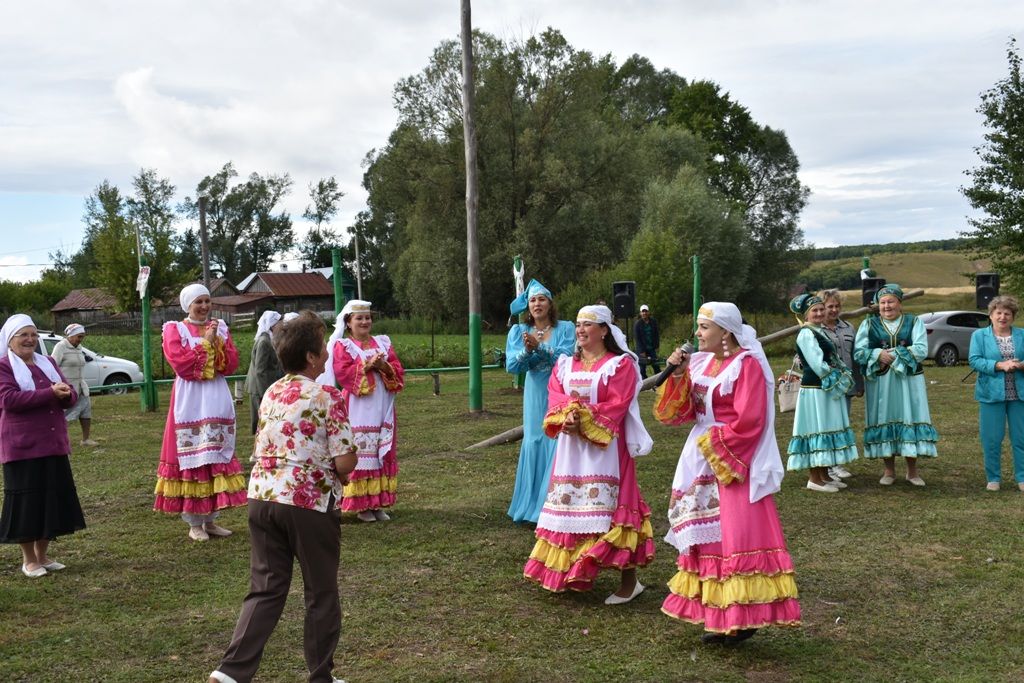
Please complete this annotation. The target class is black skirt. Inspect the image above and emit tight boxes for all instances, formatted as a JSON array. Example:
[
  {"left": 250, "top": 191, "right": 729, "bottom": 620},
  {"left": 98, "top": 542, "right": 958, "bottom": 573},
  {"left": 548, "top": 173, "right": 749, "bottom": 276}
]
[{"left": 0, "top": 455, "right": 86, "bottom": 543}]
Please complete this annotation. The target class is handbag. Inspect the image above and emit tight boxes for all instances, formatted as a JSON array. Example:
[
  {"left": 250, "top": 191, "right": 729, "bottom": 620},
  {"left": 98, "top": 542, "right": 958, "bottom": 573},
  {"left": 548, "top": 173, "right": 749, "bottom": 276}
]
[{"left": 777, "top": 359, "right": 801, "bottom": 413}]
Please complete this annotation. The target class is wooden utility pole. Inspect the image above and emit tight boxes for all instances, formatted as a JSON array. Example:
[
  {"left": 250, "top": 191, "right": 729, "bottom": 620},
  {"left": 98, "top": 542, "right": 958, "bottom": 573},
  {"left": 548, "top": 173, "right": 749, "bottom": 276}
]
[
  {"left": 461, "top": 0, "right": 483, "bottom": 411},
  {"left": 198, "top": 193, "right": 212, "bottom": 290}
]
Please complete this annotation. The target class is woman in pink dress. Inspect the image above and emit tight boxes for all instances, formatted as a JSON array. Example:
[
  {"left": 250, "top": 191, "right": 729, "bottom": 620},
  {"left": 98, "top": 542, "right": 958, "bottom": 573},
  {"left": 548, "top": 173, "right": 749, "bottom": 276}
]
[
  {"left": 318, "top": 300, "right": 405, "bottom": 522},
  {"left": 654, "top": 301, "right": 800, "bottom": 644},
  {"left": 154, "top": 284, "right": 247, "bottom": 541},
  {"left": 523, "top": 305, "right": 654, "bottom": 605}
]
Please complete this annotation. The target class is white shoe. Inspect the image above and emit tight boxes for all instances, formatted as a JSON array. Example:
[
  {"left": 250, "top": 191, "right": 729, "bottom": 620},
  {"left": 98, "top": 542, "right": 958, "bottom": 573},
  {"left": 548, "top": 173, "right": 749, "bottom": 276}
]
[
  {"left": 906, "top": 476, "right": 926, "bottom": 487},
  {"left": 986, "top": 482, "right": 1000, "bottom": 491},
  {"left": 879, "top": 474, "right": 896, "bottom": 486},
  {"left": 605, "top": 581, "right": 645, "bottom": 605},
  {"left": 209, "top": 671, "right": 238, "bottom": 683},
  {"left": 41, "top": 560, "right": 66, "bottom": 571},
  {"left": 806, "top": 481, "right": 839, "bottom": 493},
  {"left": 189, "top": 526, "right": 209, "bottom": 541},
  {"left": 356, "top": 511, "right": 377, "bottom": 523},
  {"left": 372, "top": 509, "right": 391, "bottom": 521},
  {"left": 204, "top": 523, "right": 233, "bottom": 537},
  {"left": 830, "top": 465, "right": 853, "bottom": 479},
  {"left": 825, "top": 479, "right": 848, "bottom": 489},
  {"left": 21, "top": 564, "right": 47, "bottom": 578}
]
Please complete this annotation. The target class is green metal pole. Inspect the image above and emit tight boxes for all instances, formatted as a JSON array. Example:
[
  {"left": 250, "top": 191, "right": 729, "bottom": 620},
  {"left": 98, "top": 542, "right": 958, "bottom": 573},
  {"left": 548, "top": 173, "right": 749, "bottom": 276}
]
[
  {"left": 332, "top": 248, "right": 345, "bottom": 315},
  {"left": 469, "top": 313, "right": 482, "bottom": 409},
  {"left": 139, "top": 256, "right": 157, "bottom": 412},
  {"left": 691, "top": 254, "right": 701, "bottom": 346}
]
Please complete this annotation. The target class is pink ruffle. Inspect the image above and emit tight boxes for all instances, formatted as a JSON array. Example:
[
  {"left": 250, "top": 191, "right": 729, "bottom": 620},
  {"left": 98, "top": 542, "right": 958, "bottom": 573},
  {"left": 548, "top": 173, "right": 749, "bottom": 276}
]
[
  {"left": 156, "top": 458, "right": 244, "bottom": 482},
  {"left": 677, "top": 545, "right": 795, "bottom": 581},
  {"left": 523, "top": 528, "right": 655, "bottom": 593},
  {"left": 661, "top": 594, "right": 802, "bottom": 633},
  {"left": 340, "top": 489, "right": 397, "bottom": 513},
  {"left": 154, "top": 489, "right": 247, "bottom": 515}
]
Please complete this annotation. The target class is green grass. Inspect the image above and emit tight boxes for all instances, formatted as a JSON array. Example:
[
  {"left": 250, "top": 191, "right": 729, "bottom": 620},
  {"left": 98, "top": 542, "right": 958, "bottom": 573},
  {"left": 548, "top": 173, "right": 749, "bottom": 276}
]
[
  {"left": 806, "top": 251, "right": 991, "bottom": 289},
  {"left": 2, "top": 360, "right": 1023, "bottom": 681}
]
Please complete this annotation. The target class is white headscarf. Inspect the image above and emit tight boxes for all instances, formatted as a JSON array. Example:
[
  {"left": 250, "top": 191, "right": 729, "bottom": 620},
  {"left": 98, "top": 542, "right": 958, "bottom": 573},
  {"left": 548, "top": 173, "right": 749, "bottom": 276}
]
[
  {"left": 316, "top": 307, "right": 357, "bottom": 386},
  {"left": 574, "top": 305, "right": 652, "bottom": 457},
  {"left": 283, "top": 312, "right": 299, "bottom": 322},
  {"left": 340, "top": 299, "right": 372, "bottom": 320},
  {"left": 255, "top": 311, "right": 282, "bottom": 340},
  {"left": 1, "top": 314, "right": 62, "bottom": 391},
  {"left": 697, "top": 302, "right": 784, "bottom": 502},
  {"left": 575, "top": 304, "right": 637, "bottom": 361},
  {"left": 179, "top": 284, "right": 210, "bottom": 312},
  {"left": 64, "top": 323, "right": 86, "bottom": 337}
]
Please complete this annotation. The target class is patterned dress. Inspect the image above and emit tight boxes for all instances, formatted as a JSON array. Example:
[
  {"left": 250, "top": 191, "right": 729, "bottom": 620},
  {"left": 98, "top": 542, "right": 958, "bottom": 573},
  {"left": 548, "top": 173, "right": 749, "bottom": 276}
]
[
  {"left": 523, "top": 353, "right": 654, "bottom": 593},
  {"left": 154, "top": 320, "right": 247, "bottom": 516},
  {"left": 786, "top": 326, "right": 859, "bottom": 470},
  {"left": 654, "top": 352, "right": 801, "bottom": 633},
  {"left": 504, "top": 320, "right": 576, "bottom": 523},
  {"left": 853, "top": 314, "right": 939, "bottom": 459},
  {"left": 330, "top": 335, "right": 405, "bottom": 513}
]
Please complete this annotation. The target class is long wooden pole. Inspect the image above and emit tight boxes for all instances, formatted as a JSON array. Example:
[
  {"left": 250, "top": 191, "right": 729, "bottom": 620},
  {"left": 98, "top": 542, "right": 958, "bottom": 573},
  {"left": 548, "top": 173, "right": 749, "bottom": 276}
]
[
  {"left": 462, "top": 0, "right": 483, "bottom": 412},
  {"left": 465, "top": 288, "right": 925, "bottom": 449}
]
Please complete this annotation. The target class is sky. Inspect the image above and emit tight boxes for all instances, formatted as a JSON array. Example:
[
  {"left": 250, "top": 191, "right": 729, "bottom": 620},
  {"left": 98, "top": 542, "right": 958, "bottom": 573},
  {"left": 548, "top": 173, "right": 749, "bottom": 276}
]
[{"left": 0, "top": 0, "right": 1020, "bottom": 283}]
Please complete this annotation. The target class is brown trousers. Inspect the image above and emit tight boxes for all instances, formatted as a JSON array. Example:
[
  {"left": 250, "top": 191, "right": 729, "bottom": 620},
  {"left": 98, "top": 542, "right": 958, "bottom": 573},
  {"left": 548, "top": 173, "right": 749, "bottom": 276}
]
[{"left": 217, "top": 499, "right": 342, "bottom": 683}]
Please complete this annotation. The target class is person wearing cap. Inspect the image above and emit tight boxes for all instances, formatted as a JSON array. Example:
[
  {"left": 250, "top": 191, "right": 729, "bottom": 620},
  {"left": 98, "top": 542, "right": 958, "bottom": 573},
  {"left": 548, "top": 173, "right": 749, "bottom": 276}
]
[
  {"left": 0, "top": 314, "right": 86, "bottom": 577},
  {"left": 154, "top": 284, "right": 247, "bottom": 541},
  {"left": 52, "top": 323, "right": 98, "bottom": 447},
  {"left": 318, "top": 300, "right": 405, "bottom": 522},
  {"left": 633, "top": 304, "right": 661, "bottom": 379},
  {"left": 504, "top": 279, "right": 575, "bottom": 524},
  {"left": 244, "top": 310, "right": 284, "bottom": 434},
  {"left": 854, "top": 284, "right": 939, "bottom": 486},
  {"left": 523, "top": 305, "right": 655, "bottom": 605},
  {"left": 785, "top": 294, "right": 858, "bottom": 492},
  {"left": 654, "top": 302, "right": 800, "bottom": 644}
]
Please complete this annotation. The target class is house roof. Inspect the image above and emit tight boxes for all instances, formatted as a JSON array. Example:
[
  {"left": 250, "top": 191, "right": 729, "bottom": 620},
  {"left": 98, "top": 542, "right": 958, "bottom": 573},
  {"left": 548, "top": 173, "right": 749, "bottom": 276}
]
[
  {"left": 51, "top": 288, "right": 118, "bottom": 312},
  {"left": 244, "top": 272, "right": 334, "bottom": 297},
  {"left": 211, "top": 293, "right": 274, "bottom": 307}
]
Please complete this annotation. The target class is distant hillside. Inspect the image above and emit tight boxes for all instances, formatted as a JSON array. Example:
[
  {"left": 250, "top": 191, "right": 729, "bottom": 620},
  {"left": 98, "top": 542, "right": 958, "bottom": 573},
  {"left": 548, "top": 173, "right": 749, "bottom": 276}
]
[
  {"left": 800, "top": 251, "right": 991, "bottom": 291},
  {"left": 812, "top": 238, "right": 971, "bottom": 261}
]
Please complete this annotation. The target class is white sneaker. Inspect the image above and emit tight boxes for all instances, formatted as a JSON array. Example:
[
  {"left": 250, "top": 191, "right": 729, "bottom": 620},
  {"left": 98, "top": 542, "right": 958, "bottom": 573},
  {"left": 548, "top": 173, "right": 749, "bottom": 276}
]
[
  {"left": 372, "top": 509, "right": 391, "bottom": 521},
  {"left": 825, "top": 479, "right": 848, "bottom": 489},
  {"left": 986, "top": 482, "right": 1000, "bottom": 491},
  {"left": 806, "top": 481, "right": 839, "bottom": 493},
  {"left": 356, "top": 511, "right": 376, "bottom": 523},
  {"left": 830, "top": 465, "right": 853, "bottom": 479},
  {"left": 189, "top": 526, "right": 209, "bottom": 541}
]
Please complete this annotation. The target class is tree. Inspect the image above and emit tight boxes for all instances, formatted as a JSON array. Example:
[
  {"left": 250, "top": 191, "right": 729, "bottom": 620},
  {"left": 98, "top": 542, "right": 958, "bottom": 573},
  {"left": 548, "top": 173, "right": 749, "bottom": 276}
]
[
  {"left": 962, "top": 38, "right": 1024, "bottom": 292},
  {"left": 125, "top": 168, "right": 188, "bottom": 300},
  {"left": 85, "top": 181, "right": 139, "bottom": 311},
  {"left": 182, "top": 164, "right": 296, "bottom": 281},
  {"left": 299, "top": 177, "right": 344, "bottom": 269}
]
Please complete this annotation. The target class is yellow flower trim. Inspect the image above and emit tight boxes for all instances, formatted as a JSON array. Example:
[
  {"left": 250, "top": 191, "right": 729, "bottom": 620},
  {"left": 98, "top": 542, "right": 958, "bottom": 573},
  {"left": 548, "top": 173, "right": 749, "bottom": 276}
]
[
  {"left": 697, "top": 431, "right": 743, "bottom": 485},
  {"left": 343, "top": 475, "right": 397, "bottom": 498},
  {"left": 198, "top": 339, "right": 216, "bottom": 380},
  {"left": 653, "top": 374, "right": 692, "bottom": 423},
  {"left": 154, "top": 473, "right": 247, "bottom": 498},
  {"left": 667, "top": 569, "right": 799, "bottom": 608}
]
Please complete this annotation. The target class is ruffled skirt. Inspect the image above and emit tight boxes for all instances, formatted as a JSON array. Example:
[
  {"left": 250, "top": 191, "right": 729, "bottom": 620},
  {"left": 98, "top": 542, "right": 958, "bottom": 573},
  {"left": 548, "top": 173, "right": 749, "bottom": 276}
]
[{"left": 341, "top": 451, "right": 397, "bottom": 512}]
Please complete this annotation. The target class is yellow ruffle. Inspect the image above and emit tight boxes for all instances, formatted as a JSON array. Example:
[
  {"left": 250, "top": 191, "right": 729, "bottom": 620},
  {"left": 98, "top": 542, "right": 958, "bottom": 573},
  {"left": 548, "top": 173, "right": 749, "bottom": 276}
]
[
  {"left": 653, "top": 373, "right": 691, "bottom": 422},
  {"left": 343, "top": 475, "right": 397, "bottom": 497},
  {"left": 667, "top": 569, "right": 799, "bottom": 608},
  {"left": 543, "top": 402, "right": 614, "bottom": 446},
  {"left": 527, "top": 518, "right": 654, "bottom": 572},
  {"left": 154, "top": 473, "right": 246, "bottom": 498},
  {"left": 197, "top": 339, "right": 216, "bottom": 380},
  {"left": 697, "top": 431, "right": 742, "bottom": 485}
]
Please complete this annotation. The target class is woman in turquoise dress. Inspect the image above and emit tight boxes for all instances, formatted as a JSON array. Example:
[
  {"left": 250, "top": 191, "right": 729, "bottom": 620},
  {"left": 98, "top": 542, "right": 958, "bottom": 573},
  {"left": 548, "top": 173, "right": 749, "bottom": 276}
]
[
  {"left": 786, "top": 294, "right": 858, "bottom": 492},
  {"left": 505, "top": 279, "right": 576, "bottom": 523},
  {"left": 854, "top": 284, "right": 939, "bottom": 486}
]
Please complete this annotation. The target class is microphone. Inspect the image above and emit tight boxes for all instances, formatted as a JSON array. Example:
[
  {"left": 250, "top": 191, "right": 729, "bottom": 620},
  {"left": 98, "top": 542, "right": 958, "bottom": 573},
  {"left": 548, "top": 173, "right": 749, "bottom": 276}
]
[{"left": 653, "top": 342, "right": 695, "bottom": 388}]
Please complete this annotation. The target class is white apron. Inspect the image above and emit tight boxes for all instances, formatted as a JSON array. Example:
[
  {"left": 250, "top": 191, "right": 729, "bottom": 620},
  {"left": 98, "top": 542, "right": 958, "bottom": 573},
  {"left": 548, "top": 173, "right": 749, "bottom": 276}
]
[
  {"left": 171, "top": 320, "right": 236, "bottom": 470},
  {"left": 340, "top": 336, "right": 397, "bottom": 471},
  {"left": 664, "top": 350, "right": 750, "bottom": 554}
]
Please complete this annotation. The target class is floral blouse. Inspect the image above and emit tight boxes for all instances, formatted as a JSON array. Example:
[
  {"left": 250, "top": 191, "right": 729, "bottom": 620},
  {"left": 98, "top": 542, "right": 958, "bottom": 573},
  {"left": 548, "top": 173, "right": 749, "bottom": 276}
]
[{"left": 247, "top": 374, "right": 355, "bottom": 512}]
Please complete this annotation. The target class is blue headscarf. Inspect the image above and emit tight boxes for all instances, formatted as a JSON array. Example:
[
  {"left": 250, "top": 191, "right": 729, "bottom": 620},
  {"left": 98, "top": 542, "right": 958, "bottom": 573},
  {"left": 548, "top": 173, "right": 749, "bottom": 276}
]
[
  {"left": 873, "top": 283, "right": 904, "bottom": 305},
  {"left": 509, "top": 279, "right": 553, "bottom": 316}
]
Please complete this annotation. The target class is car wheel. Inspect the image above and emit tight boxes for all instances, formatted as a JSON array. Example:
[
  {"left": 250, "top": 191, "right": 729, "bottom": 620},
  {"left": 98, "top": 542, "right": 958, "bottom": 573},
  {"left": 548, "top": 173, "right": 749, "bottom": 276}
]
[
  {"left": 104, "top": 373, "right": 132, "bottom": 395},
  {"left": 936, "top": 344, "right": 959, "bottom": 367}
]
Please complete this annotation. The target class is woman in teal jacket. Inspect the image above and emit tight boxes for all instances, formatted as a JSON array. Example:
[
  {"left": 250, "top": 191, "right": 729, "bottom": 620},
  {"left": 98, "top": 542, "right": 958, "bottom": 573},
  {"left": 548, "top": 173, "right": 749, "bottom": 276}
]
[{"left": 968, "top": 295, "right": 1024, "bottom": 491}]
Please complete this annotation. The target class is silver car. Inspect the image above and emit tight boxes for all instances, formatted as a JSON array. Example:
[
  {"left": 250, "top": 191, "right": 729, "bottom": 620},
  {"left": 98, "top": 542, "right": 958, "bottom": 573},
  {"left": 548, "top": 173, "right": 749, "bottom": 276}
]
[
  {"left": 36, "top": 331, "right": 144, "bottom": 395},
  {"left": 920, "top": 311, "right": 990, "bottom": 366}
]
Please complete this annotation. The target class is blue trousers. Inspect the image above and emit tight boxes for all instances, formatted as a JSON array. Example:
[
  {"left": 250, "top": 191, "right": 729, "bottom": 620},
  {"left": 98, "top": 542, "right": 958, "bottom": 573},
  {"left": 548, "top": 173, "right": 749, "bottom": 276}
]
[{"left": 979, "top": 400, "right": 1024, "bottom": 483}]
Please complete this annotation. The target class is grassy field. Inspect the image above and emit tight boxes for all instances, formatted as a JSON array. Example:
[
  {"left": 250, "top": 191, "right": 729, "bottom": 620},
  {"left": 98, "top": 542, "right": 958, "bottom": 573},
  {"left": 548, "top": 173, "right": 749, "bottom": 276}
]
[
  {"left": 805, "top": 251, "right": 991, "bottom": 289},
  {"left": 2, "top": 359, "right": 1023, "bottom": 682}
]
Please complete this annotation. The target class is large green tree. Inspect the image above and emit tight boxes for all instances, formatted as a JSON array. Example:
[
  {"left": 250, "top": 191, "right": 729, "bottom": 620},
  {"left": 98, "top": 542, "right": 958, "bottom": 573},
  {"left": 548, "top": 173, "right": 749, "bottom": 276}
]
[
  {"left": 299, "top": 176, "right": 344, "bottom": 269},
  {"left": 85, "top": 181, "right": 139, "bottom": 311},
  {"left": 962, "top": 38, "right": 1024, "bottom": 292},
  {"left": 125, "top": 168, "right": 190, "bottom": 300}
]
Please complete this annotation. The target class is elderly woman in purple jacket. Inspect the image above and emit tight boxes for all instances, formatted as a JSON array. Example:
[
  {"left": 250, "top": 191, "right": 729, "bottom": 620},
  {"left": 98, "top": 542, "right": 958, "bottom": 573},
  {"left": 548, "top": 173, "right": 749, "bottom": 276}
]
[{"left": 0, "top": 314, "right": 86, "bottom": 577}]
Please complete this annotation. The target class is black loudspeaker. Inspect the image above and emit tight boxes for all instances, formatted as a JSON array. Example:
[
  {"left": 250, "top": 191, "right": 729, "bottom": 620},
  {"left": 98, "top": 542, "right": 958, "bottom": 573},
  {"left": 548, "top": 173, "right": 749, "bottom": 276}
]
[
  {"left": 612, "top": 281, "right": 636, "bottom": 318},
  {"left": 976, "top": 272, "right": 1000, "bottom": 309},
  {"left": 861, "top": 277, "right": 886, "bottom": 307}
]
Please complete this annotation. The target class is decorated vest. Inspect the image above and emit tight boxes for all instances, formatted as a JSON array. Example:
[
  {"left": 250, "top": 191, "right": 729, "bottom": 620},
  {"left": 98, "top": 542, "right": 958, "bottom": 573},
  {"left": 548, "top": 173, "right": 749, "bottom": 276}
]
[
  {"left": 795, "top": 329, "right": 840, "bottom": 388},
  {"left": 865, "top": 314, "right": 921, "bottom": 376}
]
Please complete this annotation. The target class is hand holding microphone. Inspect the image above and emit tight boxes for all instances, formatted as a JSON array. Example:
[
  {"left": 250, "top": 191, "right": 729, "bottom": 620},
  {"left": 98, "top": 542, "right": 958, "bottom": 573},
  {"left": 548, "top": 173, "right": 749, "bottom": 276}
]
[{"left": 653, "top": 342, "right": 694, "bottom": 387}]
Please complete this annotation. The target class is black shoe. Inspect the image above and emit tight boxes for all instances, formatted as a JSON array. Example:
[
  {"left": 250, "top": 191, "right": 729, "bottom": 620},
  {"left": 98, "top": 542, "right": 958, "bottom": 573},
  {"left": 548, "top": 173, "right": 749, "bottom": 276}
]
[
  {"left": 724, "top": 628, "right": 758, "bottom": 645},
  {"left": 700, "top": 632, "right": 729, "bottom": 645}
]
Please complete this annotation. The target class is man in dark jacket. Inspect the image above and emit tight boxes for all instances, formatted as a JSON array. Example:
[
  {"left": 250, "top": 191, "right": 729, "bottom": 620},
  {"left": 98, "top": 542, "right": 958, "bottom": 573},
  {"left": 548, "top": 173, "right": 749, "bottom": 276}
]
[{"left": 634, "top": 304, "right": 660, "bottom": 379}]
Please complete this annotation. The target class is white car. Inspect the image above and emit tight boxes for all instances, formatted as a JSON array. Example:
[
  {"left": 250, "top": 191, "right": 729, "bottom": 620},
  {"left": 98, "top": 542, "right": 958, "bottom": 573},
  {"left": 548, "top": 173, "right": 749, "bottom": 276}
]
[{"left": 36, "top": 331, "right": 144, "bottom": 395}]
